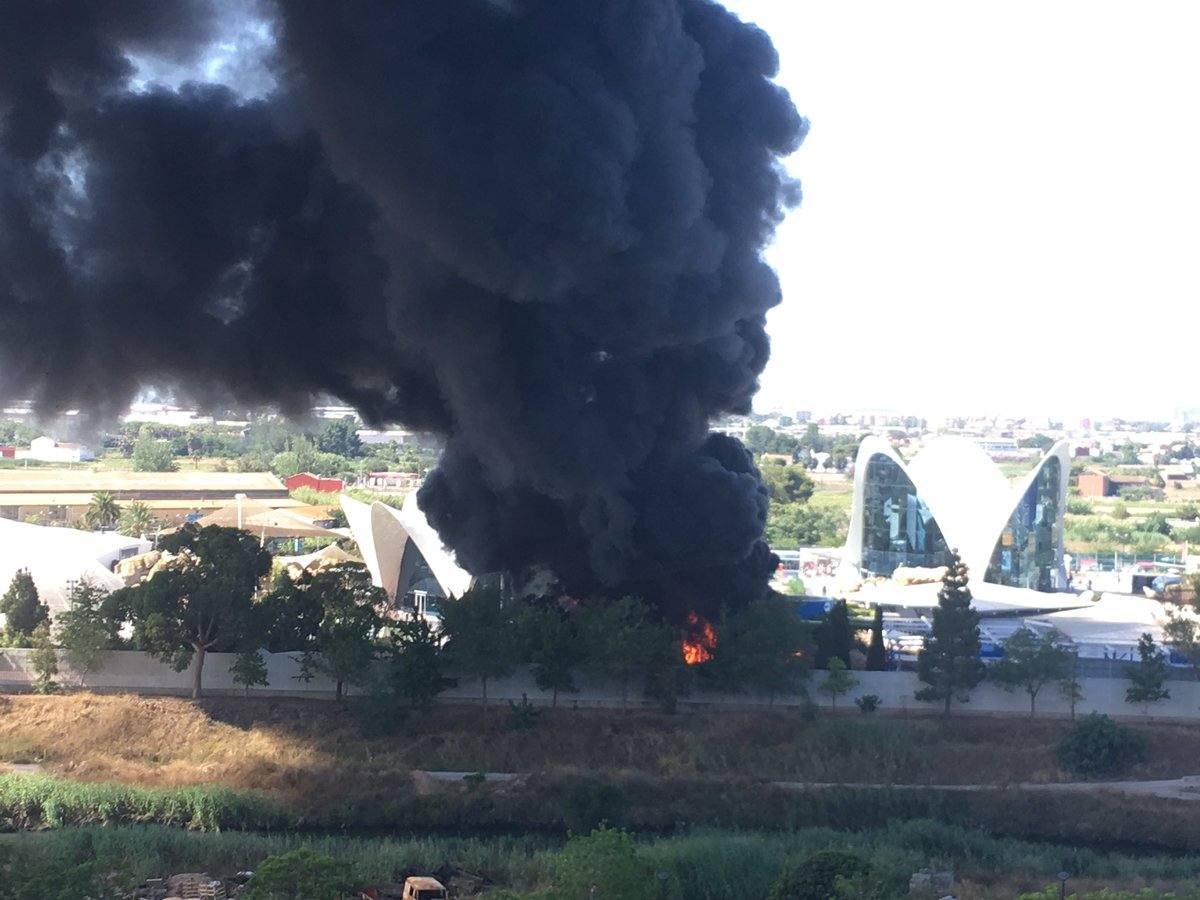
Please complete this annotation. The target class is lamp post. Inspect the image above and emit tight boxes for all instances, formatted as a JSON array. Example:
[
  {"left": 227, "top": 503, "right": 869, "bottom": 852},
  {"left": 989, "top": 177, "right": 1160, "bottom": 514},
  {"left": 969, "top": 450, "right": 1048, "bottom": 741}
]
[
  {"left": 1057, "top": 871, "right": 1071, "bottom": 900},
  {"left": 235, "top": 493, "right": 247, "bottom": 530}
]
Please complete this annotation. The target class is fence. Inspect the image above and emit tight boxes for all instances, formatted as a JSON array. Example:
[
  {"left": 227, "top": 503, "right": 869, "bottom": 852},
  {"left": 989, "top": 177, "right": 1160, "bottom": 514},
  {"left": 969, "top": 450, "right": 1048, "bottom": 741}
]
[{"left": 2, "top": 648, "right": 1199, "bottom": 721}]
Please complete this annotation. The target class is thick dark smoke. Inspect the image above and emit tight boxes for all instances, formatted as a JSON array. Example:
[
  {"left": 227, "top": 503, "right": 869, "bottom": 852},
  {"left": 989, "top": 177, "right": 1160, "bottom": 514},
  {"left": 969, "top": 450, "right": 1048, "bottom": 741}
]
[{"left": 0, "top": 0, "right": 805, "bottom": 620}]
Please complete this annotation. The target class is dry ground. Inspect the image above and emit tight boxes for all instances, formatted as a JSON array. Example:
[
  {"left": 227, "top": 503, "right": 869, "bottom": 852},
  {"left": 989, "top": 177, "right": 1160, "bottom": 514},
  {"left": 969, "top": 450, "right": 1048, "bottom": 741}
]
[{"left": 1, "top": 693, "right": 1197, "bottom": 803}]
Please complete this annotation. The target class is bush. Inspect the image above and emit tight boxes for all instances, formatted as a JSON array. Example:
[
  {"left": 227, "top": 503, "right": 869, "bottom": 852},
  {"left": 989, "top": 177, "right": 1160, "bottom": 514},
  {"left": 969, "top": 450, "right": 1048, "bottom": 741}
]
[
  {"left": 1057, "top": 714, "right": 1147, "bottom": 778},
  {"left": 855, "top": 694, "right": 880, "bottom": 714},
  {"left": 553, "top": 827, "right": 655, "bottom": 900},
  {"left": 769, "top": 850, "right": 871, "bottom": 900},
  {"left": 244, "top": 848, "right": 355, "bottom": 900},
  {"left": 563, "top": 779, "right": 627, "bottom": 834}
]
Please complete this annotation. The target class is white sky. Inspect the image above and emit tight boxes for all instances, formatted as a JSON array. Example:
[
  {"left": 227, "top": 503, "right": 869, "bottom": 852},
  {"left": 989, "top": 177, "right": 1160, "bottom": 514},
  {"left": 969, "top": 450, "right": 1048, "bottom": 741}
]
[{"left": 726, "top": 1, "right": 1200, "bottom": 422}]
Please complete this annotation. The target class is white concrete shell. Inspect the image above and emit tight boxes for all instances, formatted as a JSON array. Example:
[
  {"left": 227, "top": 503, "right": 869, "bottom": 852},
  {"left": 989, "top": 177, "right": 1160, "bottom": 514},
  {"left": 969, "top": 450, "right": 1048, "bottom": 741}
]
[
  {"left": 341, "top": 493, "right": 474, "bottom": 601},
  {"left": 844, "top": 436, "right": 1071, "bottom": 593}
]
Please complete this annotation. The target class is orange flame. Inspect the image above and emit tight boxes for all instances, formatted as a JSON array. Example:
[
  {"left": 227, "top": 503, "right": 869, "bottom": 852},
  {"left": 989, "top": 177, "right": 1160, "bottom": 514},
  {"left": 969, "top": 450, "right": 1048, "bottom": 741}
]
[{"left": 681, "top": 612, "right": 716, "bottom": 665}]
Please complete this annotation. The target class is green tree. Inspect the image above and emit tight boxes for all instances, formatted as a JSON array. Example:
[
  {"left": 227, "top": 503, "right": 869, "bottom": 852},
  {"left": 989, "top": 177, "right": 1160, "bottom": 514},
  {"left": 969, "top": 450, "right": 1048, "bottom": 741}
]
[
  {"left": 1164, "top": 611, "right": 1200, "bottom": 680},
  {"left": 1111, "top": 501, "right": 1129, "bottom": 520},
  {"left": 552, "top": 827, "right": 655, "bottom": 900},
  {"left": 715, "top": 596, "right": 808, "bottom": 703},
  {"left": 784, "top": 577, "right": 806, "bottom": 596},
  {"left": 116, "top": 500, "right": 158, "bottom": 538},
  {"left": 1125, "top": 632, "right": 1170, "bottom": 710},
  {"left": 1060, "top": 650, "right": 1084, "bottom": 720},
  {"left": 108, "top": 524, "right": 270, "bottom": 698},
  {"left": 317, "top": 417, "right": 363, "bottom": 458},
  {"left": 818, "top": 657, "right": 858, "bottom": 710},
  {"left": 992, "top": 628, "right": 1073, "bottom": 717},
  {"left": 441, "top": 583, "right": 518, "bottom": 707},
  {"left": 83, "top": 491, "right": 120, "bottom": 530},
  {"left": 131, "top": 427, "right": 178, "bottom": 472},
  {"left": 229, "top": 649, "right": 270, "bottom": 696},
  {"left": 578, "top": 595, "right": 662, "bottom": 709},
  {"left": 295, "top": 564, "right": 384, "bottom": 701},
  {"left": 744, "top": 425, "right": 777, "bottom": 455},
  {"left": 387, "top": 614, "right": 452, "bottom": 710},
  {"left": 813, "top": 600, "right": 853, "bottom": 669},
  {"left": 55, "top": 578, "right": 113, "bottom": 687},
  {"left": 770, "top": 850, "right": 871, "bottom": 900},
  {"left": 1141, "top": 512, "right": 1173, "bottom": 537},
  {"left": 865, "top": 606, "right": 887, "bottom": 671},
  {"left": 244, "top": 848, "right": 355, "bottom": 900},
  {"left": 0, "top": 570, "right": 48, "bottom": 644},
  {"left": 519, "top": 602, "right": 580, "bottom": 707},
  {"left": 915, "top": 551, "right": 985, "bottom": 715},
  {"left": 28, "top": 622, "right": 59, "bottom": 694},
  {"left": 759, "top": 464, "right": 815, "bottom": 503}
]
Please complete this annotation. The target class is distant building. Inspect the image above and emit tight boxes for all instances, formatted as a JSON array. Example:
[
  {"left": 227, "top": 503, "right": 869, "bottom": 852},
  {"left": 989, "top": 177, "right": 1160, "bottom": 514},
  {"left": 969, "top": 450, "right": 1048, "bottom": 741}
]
[
  {"left": 1077, "top": 472, "right": 1111, "bottom": 498},
  {"left": 0, "top": 446, "right": 13, "bottom": 459},
  {"left": 17, "top": 436, "right": 94, "bottom": 463},
  {"left": 285, "top": 472, "right": 344, "bottom": 494},
  {"left": 361, "top": 471, "right": 424, "bottom": 494}
]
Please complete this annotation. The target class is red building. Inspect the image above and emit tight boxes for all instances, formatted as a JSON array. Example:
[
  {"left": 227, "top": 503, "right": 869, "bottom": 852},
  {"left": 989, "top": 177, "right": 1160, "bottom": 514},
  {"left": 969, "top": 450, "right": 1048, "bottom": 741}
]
[
  {"left": 0, "top": 446, "right": 13, "bottom": 459},
  {"left": 285, "top": 472, "right": 344, "bottom": 494}
]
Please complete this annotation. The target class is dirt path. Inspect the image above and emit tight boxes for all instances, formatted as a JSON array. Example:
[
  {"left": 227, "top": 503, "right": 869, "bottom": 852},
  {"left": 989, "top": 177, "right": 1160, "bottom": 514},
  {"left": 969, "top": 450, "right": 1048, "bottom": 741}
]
[{"left": 772, "top": 776, "right": 1200, "bottom": 801}]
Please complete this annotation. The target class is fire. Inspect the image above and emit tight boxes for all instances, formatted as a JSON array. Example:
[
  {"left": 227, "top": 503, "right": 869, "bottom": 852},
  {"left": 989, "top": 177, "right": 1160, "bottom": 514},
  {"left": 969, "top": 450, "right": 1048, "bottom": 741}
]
[{"left": 681, "top": 612, "right": 716, "bottom": 665}]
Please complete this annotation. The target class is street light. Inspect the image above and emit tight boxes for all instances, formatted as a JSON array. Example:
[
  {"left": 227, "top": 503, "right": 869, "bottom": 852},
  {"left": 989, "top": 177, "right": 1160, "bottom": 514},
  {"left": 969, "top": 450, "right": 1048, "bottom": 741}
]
[
  {"left": 1057, "top": 871, "right": 1071, "bottom": 900},
  {"left": 235, "top": 493, "right": 247, "bottom": 530}
]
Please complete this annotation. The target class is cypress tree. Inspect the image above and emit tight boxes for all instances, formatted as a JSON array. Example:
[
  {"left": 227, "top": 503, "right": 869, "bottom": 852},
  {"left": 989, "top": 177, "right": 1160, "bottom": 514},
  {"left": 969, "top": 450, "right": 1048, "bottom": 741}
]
[
  {"left": 915, "top": 550, "right": 985, "bottom": 715},
  {"left": 0, "top": 569, "right": 49, "bottom": 644},
  {"left": 865, "top": 606, "right": 887, "bottom": 671},
  {"left": 814, "top": 600, "right": 853, "bottom": 669}
]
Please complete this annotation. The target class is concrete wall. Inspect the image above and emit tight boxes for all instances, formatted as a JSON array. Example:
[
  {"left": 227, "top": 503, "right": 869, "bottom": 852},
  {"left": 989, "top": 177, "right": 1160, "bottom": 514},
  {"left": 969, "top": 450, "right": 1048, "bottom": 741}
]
[{"left": 2, "top": 648, "right": 1199, "bottom": 720}]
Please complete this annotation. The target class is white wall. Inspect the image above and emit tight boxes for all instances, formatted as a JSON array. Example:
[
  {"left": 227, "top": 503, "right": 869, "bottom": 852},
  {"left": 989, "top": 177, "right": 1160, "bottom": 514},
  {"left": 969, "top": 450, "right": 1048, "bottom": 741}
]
[{"left": 2, "top": 649, "right": 1200, "bottom": 720}]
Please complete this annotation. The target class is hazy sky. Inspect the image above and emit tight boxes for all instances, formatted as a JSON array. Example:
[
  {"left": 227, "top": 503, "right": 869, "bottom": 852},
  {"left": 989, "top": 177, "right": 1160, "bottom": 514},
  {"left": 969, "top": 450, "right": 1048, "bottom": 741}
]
[{"left": 726, "top": 1, "right": 1200, "bottom": 421}]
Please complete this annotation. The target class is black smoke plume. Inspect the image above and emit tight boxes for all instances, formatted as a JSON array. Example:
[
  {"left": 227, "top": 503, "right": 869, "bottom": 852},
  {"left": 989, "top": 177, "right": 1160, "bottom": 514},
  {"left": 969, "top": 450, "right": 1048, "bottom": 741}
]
[{"left": 0, "top": 0, "right": 806, "bottom": 621}]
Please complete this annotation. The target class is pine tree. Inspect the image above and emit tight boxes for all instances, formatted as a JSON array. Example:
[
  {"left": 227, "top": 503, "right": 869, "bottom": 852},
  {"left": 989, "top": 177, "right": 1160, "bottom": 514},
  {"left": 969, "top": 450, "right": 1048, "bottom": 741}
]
[
  {"left": 865, "top": 606, "right": 887, "bottom": 671},
  {"left": 915, "top": 550, "right": 985, "bottom": 715},
  {"left": 1125, "top": 632, "right": 1170, "bottom": 711},
  {"left": 0, "top": 570, "right": 49, "bottom": 644}
]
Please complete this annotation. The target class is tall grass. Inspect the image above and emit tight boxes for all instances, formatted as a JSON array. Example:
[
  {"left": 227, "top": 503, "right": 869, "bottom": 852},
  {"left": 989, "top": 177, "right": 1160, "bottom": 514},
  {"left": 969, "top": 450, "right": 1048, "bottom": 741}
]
[{"left": 0, "top": 773, "right": 287, "bottom": 831}]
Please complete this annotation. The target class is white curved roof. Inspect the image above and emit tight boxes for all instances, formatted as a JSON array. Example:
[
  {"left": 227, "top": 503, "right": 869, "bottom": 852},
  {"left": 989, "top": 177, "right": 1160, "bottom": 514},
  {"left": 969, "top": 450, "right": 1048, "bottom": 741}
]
[
  {"left": 845, "top": 437, "right": 1070, "bottom": 594},
  {"left": 0, "top": 519, "right": 148, "bottom": 619},
  {"left": 341, "top": 494, "right": 473, "bottom": 600}
]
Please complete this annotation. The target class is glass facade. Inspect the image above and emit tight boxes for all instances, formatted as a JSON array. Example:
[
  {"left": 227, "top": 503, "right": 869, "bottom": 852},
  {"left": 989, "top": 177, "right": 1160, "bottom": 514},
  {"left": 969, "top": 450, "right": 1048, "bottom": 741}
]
[
  {"left": 860, "top": 454, "right": 951, "bottom": 576},
  {"left": 985, "top": 457, "right": 1062, "bottom": 591}
]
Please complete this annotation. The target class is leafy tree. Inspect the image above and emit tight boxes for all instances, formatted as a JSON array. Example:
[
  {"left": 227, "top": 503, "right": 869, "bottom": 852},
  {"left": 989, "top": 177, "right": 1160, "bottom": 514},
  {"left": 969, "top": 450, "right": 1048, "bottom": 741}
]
[
  {"left": 83, "top": 491, "right": 120, "bottom": 530},
  {"left": 1125, "top": 632, "right": 1170, "bottom": 710},
  {"left": 258, "top": 573, "right": 325, "bottom": 653},
  {"left": 765, "top": 503, "right": 847, "bottom": 549},
  {"left": 992, "top": 628, "right": 1073, "bottom": 717},
  {"left": 116, "top": 501, "right": 158, "bottom": 538},
  {"left": 244, "top": 848, "right": 355, "bottom": 900},
  {"left": 865, "top": 606, "right": 887, "bottom": 671},
  {"left": 28, "top": 623, "right": 58, "bottom": 693},
  {"left": 703, "top": 595, "right": 808, "bottom": 703},
  {"left": 519, "top": 602, "right": 580, "bottom": 706},
  {"left": 818, "top": 657, "right": 858, "bottom": 709},
  {"left": 317, "top": 417, "right": 363, "bottom": 458},
  {"left": 1164, "top": 611, "right": 1200, "bottom": 680},
  {"left": 1060, "top": 651, "right": 1084, "bottom": 720},
  {"left": 1177, "top": 502, "right": 1199, "bottom": 522},
  {"left": 813, "top": 600, "right": 853, "bottom": 669},
  {"left": 441, "top": 583, "right": 518, "bottom": 707},
  {"left": 552, "top": 827, "right": 655, "bottom": 900},
  {"left": 784, "top": 577, "right": 806, "bottom": 596},
  {"left": 131, "top": 427, "right": 178, "bottom": 472},
  {"left": 915, "top": 551, "right": 985, "bottom": 715},
  {"left": 386, "top": 614, "right": 452, "bottom": 710},
  {"left": 108, "top": 524, "right": 270, "bottom": 698},
  {"left": 579, "top": 595, "right": 662, "bottom": 709},
  {"left": 55, "top": 578, "right": 113, "bottom": 687},
  {"left": 0, "top": 570, "right": 48, "bottom": 644},
  {"left": 1141, "top": 512, "right": 1172, "bottom": 537},
  {"left": 1018, "top": 434, "right": 1055, "bottom": 451},
  {"left": 230, "top": 649, "right": 270, "bottom": 696},
  {"left": 770, "top": 850, "right": 871, "bottom": 900},
  {"left": 1111, "top": 501, "right": 1129, "bottom": 520},
  {"left": 293, "top": 564, "right": 384, "bottom": 701},
  {"left": 759, "top": 464, "right": 815, "bottom": 503}
]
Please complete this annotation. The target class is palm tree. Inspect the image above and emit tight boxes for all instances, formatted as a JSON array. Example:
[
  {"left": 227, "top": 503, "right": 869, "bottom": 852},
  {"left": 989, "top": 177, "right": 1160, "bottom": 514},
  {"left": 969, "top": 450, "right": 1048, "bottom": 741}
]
[
  {"left": 117, "top": 500, "right": 157, "bottom": 538},
  {"left": 83, "top": 491, "right": 120, "bottom": 530}
]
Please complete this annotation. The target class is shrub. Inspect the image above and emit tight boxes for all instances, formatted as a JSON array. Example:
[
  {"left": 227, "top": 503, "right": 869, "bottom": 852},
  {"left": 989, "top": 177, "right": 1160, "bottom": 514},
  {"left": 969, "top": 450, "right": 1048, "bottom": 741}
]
[
  {"left": 563, "top": 779, "right": 627, "bottom": 834},
  {"left": 244, "top": 848, "right": 355, "bottom": 900},
  {"left": 1066, "top": 498, "right": 1093, "bottom": 515},
  {"left": 553, "top": 827, "right": 655, "bottom": 900},
  {"left": 769, "top": 850, "right": 871, "bottom": 900},
  {"left": 855, "top": 694, "right": 880, "bottom": 714},
  {"left": 1057, "top": 714, "right": 1147, "bottom": 778},
  {"left": 507, "top": 694, "right": 542, "bottom": 731}
]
